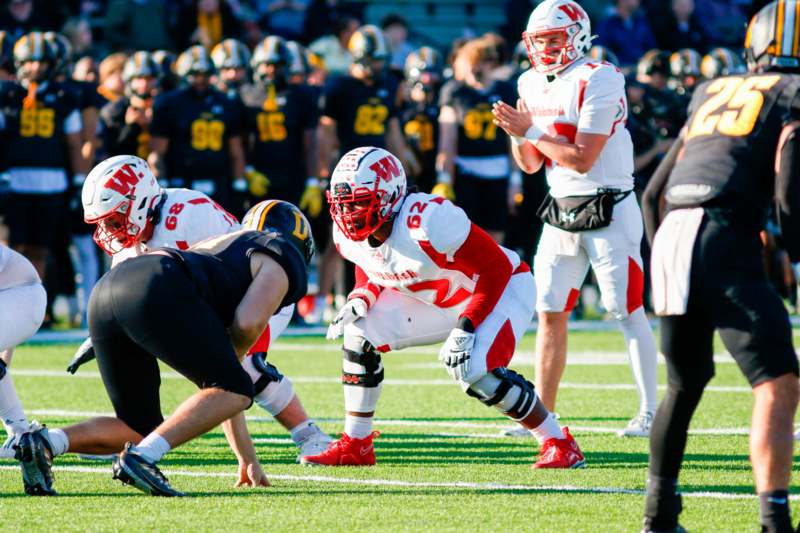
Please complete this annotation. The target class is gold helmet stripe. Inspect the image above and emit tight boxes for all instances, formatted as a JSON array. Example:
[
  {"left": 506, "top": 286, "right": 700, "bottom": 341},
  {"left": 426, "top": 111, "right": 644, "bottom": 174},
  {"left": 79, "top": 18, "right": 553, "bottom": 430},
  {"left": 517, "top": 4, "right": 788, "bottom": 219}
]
[
  {"left": 251, "top": 200, "right": 279, "bottom": 231},
  {"left": 794, "top": 0, "right": 800, "bottom": 56},
  {"left": 777, "top": 0, "right": 786, "bottom": 55}
]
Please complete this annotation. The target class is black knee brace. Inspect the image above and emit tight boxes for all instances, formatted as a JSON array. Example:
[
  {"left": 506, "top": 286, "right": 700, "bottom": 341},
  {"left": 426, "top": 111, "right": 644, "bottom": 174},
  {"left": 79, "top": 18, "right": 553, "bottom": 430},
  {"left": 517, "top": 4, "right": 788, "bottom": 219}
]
[
  {"left": 342, "top": 342, "right": 384, "bottom": 387},
  {"left": 467, "top": 368, "right": 537, "bottom": 420},
  {"left": 0, "top": 358, "right": 6, "bottom": 380},
  {"left": 250, "top": 352, "right": 284, "bottom": 395}
]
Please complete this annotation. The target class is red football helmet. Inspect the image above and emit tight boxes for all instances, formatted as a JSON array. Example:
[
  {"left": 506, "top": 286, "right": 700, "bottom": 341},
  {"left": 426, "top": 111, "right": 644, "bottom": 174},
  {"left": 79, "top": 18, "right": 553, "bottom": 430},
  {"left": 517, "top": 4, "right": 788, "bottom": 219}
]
[{"left": 327, "top": 147, "right": 407, "bottom": 241}]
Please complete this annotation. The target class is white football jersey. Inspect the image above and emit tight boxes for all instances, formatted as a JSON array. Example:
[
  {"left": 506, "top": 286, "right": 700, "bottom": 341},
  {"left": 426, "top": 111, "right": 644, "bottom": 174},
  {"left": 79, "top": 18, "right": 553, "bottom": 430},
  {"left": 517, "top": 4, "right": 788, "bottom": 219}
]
[
  {"left": 334, "top": 192, "right": 521, "bottom": 309},
  {"left": 112, "top": 188, "right": 240, "bottom": 266},
  {"left": 517, "top": 57, "right": 634, "bottom": 198}
]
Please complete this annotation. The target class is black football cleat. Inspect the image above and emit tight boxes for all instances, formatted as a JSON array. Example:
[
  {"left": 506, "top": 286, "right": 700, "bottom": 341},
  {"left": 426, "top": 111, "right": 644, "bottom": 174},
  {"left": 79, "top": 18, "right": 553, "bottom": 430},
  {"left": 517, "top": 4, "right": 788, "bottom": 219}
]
[
  {"left": 112, "top": 442, "right": 184, "bottom": 497},
  {"left": 16, "top": 425, "right": 56, "bottom": 496}
]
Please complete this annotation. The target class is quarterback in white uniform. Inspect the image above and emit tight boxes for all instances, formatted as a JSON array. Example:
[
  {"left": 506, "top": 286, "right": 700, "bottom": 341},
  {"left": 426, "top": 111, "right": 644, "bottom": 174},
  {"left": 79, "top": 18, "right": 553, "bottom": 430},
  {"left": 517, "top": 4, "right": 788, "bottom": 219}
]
[
  {"left": 493, "top": 0, "right": 658, "bottom": 437},
  {"left": 69, "top": 155, "right": 329, "bottom": 461},
  {"left": 0, "top": 245, "right": 47, "bottom": 459},
  {"left": 301, "top": 146, "right": 585, "bottom": 469}
]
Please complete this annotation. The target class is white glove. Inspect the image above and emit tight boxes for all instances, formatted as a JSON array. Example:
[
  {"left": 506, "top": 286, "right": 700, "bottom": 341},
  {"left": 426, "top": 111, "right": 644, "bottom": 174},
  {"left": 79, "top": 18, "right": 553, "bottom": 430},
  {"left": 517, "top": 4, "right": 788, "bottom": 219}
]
[
  {"left": 439, "top": 328, "right": 475, "bottom": 382},
  {"left": 326, "top": 298, "right": 369, "bottom": 340},
  {"left": 793, "top": 262, "right": 800, "bottom": 283}
]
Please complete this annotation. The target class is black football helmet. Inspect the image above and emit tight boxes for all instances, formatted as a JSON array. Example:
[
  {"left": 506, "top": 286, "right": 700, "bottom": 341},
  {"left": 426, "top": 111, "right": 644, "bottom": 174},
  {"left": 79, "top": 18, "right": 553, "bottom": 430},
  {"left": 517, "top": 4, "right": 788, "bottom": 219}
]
[
  {"left": 122, "top": 51, "right": 159, "bottom": 98},
  {"left": 669, "top": 48, "right": 702, "bottom": 81},
  {"left": 348, "top": 24, "right": 389, "bottom": 76},
  {"left": 43, "top": 32, "right": 72, "bottom": 77},
  {"left": 588, "top": 45, "right": 619, "bottom": 67},
  {"left": 637, "top": 49, "right": 671, "bottom": 79},
  {"left": 13, "top": 31, "right": 55, "bottom": 82},
  {"left": 242, "top": 199, "right": 315, "bottom": 267},
  {"left": 175, "top": 45, "right": 215, "bottom": 79},
  {"left": 700, "top": 47, "right": 746, "bottom": 79},
  {"left": 745, "top": 0, "right": 800, "bottom": 73},
  {"left": 211, "top": 38, "right": 251, "bottom": 70},
  {"left": 152, "top": 50, "right": 178, "bottom": 92},
  {"left": 251, "top": 35, "right": 291, "bottom": 84}
]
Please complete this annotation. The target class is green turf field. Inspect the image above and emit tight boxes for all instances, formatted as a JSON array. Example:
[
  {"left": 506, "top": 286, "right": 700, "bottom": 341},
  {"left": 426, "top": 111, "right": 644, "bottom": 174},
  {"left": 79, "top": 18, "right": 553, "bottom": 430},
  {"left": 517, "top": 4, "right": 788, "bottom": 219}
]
[{"left": 2, "top": 330, "right": 799, "bottom": 532}]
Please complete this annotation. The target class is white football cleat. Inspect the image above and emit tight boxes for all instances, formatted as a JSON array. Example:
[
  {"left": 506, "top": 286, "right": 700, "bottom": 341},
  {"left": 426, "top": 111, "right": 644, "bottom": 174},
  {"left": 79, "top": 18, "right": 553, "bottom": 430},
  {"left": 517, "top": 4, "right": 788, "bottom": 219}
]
[
  {"left": 618, "top": 413, "right": 654, "bottom": 438},
  {"left": 297, "top": 428, "right": 333, "bottom": 463}
]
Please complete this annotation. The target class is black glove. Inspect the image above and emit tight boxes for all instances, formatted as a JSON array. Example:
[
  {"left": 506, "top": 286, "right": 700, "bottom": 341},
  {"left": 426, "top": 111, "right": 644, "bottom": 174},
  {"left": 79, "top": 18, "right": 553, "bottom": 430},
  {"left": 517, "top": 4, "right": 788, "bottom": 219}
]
[{"left": 67, "top": 337, "right": 96, "bottom": 374}]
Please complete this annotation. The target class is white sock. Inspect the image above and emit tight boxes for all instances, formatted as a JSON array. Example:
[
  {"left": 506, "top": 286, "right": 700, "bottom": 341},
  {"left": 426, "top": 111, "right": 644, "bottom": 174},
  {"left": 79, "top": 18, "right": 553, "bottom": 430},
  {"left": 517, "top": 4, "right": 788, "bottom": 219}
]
[
  {"left": 0, "top": 372, "right": 29, "bottom": 436},
  {"left": 529, "top": 413, "right": 563, "bottom": 445},
  {"left": 47, "top": 428, "right": 69, "bottom": 456},
  {"left": 344, "top": 414, "right": 373, "bottom": 439},
  {"left": 619, "top": 307, "right": 659, "bottom": 415},
  {"left": 132, "top": 432, "right": 171, "bottom": 463},
  {"left": 289, "top": 420, "right": 318, "bottom": 446}
]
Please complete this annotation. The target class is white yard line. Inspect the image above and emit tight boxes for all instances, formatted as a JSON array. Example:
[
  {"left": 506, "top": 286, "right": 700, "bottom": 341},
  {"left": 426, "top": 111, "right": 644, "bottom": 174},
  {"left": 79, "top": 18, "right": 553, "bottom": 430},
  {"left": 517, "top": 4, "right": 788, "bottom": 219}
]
[
  {"left": 23, "top": 409, "right": 752, "bottom": 435},
  {"left": 0, "top": 464, "right": 779, "bottom": 501},
  {"left": 10, "top": 368, "right": 753, "bottom": 392}
]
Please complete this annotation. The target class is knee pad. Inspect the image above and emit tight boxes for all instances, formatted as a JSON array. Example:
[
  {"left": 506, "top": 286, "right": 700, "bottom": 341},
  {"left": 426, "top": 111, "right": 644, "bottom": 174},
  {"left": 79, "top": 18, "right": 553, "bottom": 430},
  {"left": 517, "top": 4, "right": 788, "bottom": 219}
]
[
  {"left": 245, "top": 353, "right": 284, "bottom": 395},
  {"left": 342, "top": 340, "right": 384, "bottom": 388},
  {"left": 467, "top": 368, "right": 537, "bottom": 421}
]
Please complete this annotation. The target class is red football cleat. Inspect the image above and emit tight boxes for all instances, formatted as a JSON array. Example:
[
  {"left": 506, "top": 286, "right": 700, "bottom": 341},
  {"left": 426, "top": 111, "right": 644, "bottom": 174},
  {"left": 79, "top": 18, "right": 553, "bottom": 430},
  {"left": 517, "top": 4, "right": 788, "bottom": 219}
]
[
  {"left": 532, "top": 427, "right": 586, "bottom": 469},
  {"left": 299, "top": 431, "right": 379, "bottom": 466}
]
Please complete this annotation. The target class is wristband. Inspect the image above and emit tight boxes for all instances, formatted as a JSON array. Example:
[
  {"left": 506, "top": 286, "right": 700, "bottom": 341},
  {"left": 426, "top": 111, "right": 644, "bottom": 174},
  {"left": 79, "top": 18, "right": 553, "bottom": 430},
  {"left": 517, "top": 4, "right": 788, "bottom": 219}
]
[
  {"left": 510, "top": 170, "right": 522, "bottom": 186},
  {"left": 73, "top": 174, "right": 86, "bottom": 187},
  {"left": 436, "top": 170, "right": 452, "bottom": 185},
  {"left": 524, "top": 124, "right": 545, "bottom": 144},
  {"left": 512, "top": 135, "right": 527, "bottom": 146},
  {"left": 232, "top": 178, "right": 248, "bottom": 192},
  {"left": 305, "top": 177, "right": 320, "bottom": 187}
]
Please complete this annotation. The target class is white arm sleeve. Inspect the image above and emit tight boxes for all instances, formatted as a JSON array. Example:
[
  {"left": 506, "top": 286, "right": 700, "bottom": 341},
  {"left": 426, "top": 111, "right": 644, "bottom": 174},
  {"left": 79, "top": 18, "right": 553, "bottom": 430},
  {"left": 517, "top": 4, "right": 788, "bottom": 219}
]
[
  {"left": 577, "top": 66, "right": 626, "bottom": 136},
  {"left": 63, "top": 109, "right": 82, "bottom": 135}
]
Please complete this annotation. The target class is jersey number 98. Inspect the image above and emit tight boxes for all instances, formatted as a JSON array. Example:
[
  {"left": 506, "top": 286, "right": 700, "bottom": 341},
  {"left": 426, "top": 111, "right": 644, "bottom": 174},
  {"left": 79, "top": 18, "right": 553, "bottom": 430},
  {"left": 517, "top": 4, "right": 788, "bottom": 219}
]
[{"left": 191, "top": 119, "right": 225, "bottom": 151}]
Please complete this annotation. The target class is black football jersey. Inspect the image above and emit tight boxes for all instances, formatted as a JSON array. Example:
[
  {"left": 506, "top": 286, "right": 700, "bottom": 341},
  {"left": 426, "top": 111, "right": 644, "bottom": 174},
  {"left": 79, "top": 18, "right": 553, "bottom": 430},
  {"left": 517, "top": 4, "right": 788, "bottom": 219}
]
[
  {"left": 240, "top": 82, "right": 317, "bottom": 187},
  {"left": 438, "top": 79, "right": 516, "bottom": 158},
  {"left": 0, "top": 80, "right": 80, "bottom": 170},
  {"left": 99, "top": 97, "right": 152, "bottom": 160},
  {"left": 321, "top": 74, "right": 399, "bottom": 154},
  {"left": 164, "top": 230, "right": 308, "bottom": 324},
  {"left": 400, "top": 102, "right": 439, "bottom": 191},
  {"left": 150, "top": 87, "right": 242, "bottom": 181},
  {"left": 665, "top": 72, "right": 800, "bottom": 221}
]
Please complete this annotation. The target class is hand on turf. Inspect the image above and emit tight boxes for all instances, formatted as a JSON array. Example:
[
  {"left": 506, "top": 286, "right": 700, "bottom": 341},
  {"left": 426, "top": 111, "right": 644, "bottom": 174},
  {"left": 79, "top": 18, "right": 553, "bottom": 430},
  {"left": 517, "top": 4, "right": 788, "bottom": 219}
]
[
  {"left": 326, "top": 298, "right": 369, "bottom": 340},
  {"left": 67, "top": 337, "right": 96, "bottom": 374},
  {"left": 236, "top": 461, "right": 270, "bottom": 488},
  {"left": 439, "top": 328, "right": 475, "bottom": 382}
]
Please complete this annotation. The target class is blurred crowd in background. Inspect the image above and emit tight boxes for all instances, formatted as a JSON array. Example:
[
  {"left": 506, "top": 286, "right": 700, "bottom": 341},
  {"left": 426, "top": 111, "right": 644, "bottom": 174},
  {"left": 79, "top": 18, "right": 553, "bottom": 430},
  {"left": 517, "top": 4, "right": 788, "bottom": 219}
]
[{"left": 0, "top": 0, "right": 793, "bottom": 329}]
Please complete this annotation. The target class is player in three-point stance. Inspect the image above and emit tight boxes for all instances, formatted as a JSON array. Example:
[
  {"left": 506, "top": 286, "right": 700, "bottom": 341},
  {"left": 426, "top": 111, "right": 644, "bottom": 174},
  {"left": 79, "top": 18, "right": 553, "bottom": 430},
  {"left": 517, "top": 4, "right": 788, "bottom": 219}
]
[
  {"left": 493, "top": 0, "right": 659, "bottom": 438},
  {"left": 301, "top": 146, "right": 585, "bottom": 469}
]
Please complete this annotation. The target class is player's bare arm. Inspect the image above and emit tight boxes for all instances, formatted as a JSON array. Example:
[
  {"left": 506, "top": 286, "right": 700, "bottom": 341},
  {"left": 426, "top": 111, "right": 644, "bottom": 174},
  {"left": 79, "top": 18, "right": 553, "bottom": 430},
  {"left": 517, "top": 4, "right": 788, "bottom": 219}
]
[
  {"left": 148, "top": 136, "right": 169, "bottom": 180},
  {"left": 228, "top": 135, "right": 246, "bottom": 183},
  {"left": 642, "top": 129, "right": 685, "bottom": 244},
  {"left": 230, "top": 253, "right": 290, "bottom": 358},
  {"left": 315, "top": 115, "right": 338, "bottom": 178}
]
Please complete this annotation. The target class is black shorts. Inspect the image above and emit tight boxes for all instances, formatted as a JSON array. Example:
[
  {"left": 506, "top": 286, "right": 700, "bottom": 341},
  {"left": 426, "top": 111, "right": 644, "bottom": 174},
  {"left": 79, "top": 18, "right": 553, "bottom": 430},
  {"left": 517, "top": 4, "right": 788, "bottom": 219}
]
[
  {"left": 88, "top": 254, "right": 254, "bottom": 436},
  {"left": 6, "top": 192, "right": 67, "bottom": 248},
  {"left": 659, "top": 213, "right": 799, "bottom": 389},
  {"left": 454, "top": 172, "right": 509, "bottom": 232}
]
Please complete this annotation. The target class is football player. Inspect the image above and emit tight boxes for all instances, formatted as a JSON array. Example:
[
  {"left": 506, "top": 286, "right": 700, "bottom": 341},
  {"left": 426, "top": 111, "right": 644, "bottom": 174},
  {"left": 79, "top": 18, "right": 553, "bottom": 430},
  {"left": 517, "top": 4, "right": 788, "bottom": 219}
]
[
  {"left": 0, "top": 245, "right": 47, "bottom": 460},
  {"left": 699, "top": 46, "right": 747, "bottom": 80},
  {"left": 0, "top": 31, "right": 87, "bottom": 289},
  {"left": 668, "top": 48, "right": 703, "bottom": 106},
  {"left": 148, "top": 45, "right": 246, "bottom": 215},
  {"left": 100, "top": 51, "right": 159, "bottom": 160},
  {"left": 400, "top": 46, "right": 443, "bottom": 193},
  {"left": 240, "top": 36, "right": 317, "bottom": 207},
  {"left": 211, "top": 38, "right": 251, "bottom": 98},
  {"left": 492, "top": 0, "right": 659, "bottom": 437},
  {"left": 15, "top": 198, "right": 315, "bottom": 496},
  {"left": 69, "top": 155, "right": 330, "bottom": 463},
  {"left": 434, "top": 36, "right": 519, "bottom": 243},
  {"left": 641, "top": 2, "right": 800, "bottom": 531},
  {"left": 300, "top": 147, "right": 585, "bottom": 469}
]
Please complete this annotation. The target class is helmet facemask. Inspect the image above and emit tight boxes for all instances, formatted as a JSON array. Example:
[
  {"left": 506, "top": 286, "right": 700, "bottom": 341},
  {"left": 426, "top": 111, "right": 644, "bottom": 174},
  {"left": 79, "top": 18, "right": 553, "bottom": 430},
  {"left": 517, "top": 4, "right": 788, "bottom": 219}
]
[
  {"left": 328, "top": 182, "right": 397, "bottom": 241},
  {"left": 87, "top": 197, "right": 142, "bottom": 255},
  {"left": 523, "top": 25, "right": 581, "bottom": 74}
]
